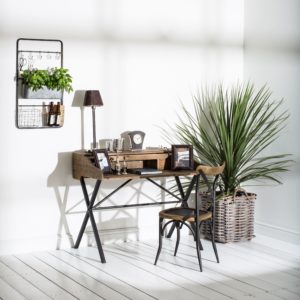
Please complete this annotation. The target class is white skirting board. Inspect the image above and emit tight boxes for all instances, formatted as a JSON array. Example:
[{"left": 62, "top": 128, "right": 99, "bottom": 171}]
[{"left": 255, "top": 221, "right": 300, "bottom": 246}]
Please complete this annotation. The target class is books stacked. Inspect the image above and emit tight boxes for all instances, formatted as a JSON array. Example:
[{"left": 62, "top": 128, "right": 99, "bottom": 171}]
[{"left": 128, "top": 168, "right": 163, "bottom": 175}]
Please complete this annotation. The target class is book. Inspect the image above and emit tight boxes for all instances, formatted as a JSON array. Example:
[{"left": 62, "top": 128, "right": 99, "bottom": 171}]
[{"left": 128, "top": 168, "right": 163, "bottom": 175}]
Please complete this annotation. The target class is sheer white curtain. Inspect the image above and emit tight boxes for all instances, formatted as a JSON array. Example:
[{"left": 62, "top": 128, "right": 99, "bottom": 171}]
[{"left": 98, "top": 0, "right": 244, "bottom": 145}]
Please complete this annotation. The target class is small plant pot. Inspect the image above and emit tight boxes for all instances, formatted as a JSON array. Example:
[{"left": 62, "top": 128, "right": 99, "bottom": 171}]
[{"left": 22, "top": 85, "right": 63, "bottom": 99}]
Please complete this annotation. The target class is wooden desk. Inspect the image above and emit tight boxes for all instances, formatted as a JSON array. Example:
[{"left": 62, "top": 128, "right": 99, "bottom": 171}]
[{"left": 72, "top": 150, "right": 199, "bottom": 263}]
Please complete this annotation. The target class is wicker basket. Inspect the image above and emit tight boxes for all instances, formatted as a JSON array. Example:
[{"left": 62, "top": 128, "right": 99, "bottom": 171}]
[{"left": 200, "top": 189, "right": 256, "bottom": 243}]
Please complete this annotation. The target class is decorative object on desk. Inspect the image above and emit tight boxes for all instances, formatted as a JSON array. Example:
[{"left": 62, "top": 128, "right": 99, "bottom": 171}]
[
  {"left": 20, "top": 67, "right": 73, "bottom": 98},
  {"left": 92, "top": 149, "right": 112, "bottom": 174},
  {"left": 121, "top": 156, "right": 128, "bottom": 175},
  {"left": 121, "top": 131, "right": 132, "bottom": 150},
  {"left": 121, "top": 131, "right": 146, "bottom": 150},
  {"left": 84, "top": 90, "right": 104, "bottom": 149},
  {"left": 171, "top": 145, "right": 193, "bottom": 170},
  {"left": 165, "top": 82, "right": 292, "bottom": 242},
  {"left": 129, "top": 131, "right": 145, "bottom": 150},
  {"left": 99, "top": 139, "right": 114, "bottom": 151},
  {"left": 113, "top": 138, "right": 124, "bottom": 152},
  {"left": 115, "top": 155, "right": 121, "bottom": 175}
]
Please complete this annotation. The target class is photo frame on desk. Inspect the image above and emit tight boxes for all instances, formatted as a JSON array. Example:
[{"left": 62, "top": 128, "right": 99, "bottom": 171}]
[
  {"left": 171, "top": 145, "right": 194, "bottom": 170},
  {"left": 92, "top": 149, "right": 112, "bottom": 174}
]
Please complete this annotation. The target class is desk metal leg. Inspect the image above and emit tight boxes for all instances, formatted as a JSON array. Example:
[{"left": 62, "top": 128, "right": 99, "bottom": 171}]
[
  {"left": 175, "top": 176, "right": 185, "bottom": 200},
  {"left": 74, "top": 212, "right": 89, "bottom": 248},
  {"left": 88, "top": 201, "right": 106, "bottom": 263},
  {"left": 74, "top": 177, "right": 106, "bottom": 263}
]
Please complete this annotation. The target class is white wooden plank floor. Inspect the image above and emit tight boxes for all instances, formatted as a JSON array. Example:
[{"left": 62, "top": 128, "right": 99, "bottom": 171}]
[{"left": 0, "top": 236, "right": 299, "bottom": 300}]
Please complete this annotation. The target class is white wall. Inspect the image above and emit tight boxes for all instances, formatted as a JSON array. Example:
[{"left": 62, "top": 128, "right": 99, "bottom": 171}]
[
  {"left": 0, "top": 0, "right": 244, "bottom": 254},
  {"left": 244, "top": 0, "right": 300, "bottom": 243}
]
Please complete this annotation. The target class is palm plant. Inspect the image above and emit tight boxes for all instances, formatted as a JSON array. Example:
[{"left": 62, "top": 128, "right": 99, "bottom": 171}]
[{"left": 167, "top": 82, "right": 291, "bottom": 195}]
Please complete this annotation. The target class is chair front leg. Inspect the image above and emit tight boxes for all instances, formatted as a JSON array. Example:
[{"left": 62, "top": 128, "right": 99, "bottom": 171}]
[
  {"left": 209, "top": 220, "right": 220, "bottom": 263},
  {"left": 154, "top": 217, "right": 164, "bottom": 265},
  {"left": 198, "top": 221, "right": 204, "bottom": 250},
  {"left": 174, "top": 221, "right": 180, "bottom": 256}
]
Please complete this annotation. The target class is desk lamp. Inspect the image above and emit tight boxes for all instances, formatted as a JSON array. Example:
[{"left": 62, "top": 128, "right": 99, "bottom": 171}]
[{"left": 84, "top": 90, "right": 103, "bottom": 149}]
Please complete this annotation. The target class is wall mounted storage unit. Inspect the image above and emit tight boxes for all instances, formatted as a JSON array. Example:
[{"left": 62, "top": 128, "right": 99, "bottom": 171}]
[{"left": 16, "top": 38, "right": 64, "bottom": 129}]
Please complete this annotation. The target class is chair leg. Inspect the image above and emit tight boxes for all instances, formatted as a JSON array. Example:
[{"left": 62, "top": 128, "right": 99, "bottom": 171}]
[
  {"left": 198, "top": 221, "right": 204, "bottom": 250},
  {"left": 195, "top": 222, "right": 203, "bottom": 272},
  {"left": 209, "top": 220, "right": 219, "bottom": 263},
  {"left": 174, "top": 222, "right": 180, "bottom": 256},
  {"left": 154, "top": 217, "right": 164, "bottom": 265}
]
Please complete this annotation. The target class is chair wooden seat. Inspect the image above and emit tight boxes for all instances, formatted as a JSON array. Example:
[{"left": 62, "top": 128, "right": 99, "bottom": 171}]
[{"left": 159, "top": 207, "right": 212, "bottom": 223}]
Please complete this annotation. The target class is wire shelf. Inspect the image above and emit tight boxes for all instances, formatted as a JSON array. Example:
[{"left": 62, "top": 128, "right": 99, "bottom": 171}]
[{"left": 18, "top": 105, "right": 64, "bottom": 128}]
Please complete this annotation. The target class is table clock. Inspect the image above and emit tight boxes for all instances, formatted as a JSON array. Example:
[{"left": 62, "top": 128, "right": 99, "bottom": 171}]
[{"left": 121, "top": 131, "right": 145, "bottom": 150}]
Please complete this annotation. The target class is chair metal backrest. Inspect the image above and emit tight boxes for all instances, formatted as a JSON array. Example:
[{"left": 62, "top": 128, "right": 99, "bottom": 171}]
[{"left": 196, "top": 163, "right": 225, "bottom": 226}]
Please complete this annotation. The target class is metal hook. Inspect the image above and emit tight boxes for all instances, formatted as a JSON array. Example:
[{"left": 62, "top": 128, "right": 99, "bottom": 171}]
[{"left": 18, "top": 56, "right": 27, "bottom": 71}]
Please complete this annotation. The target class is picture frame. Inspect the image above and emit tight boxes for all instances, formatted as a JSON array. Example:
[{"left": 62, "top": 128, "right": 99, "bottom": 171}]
[
  {"left": 171, "top": 145, "right": 194, "bottom": 170},
  {"left": 92, "top": 149, "right": 112, "bottom": 174}
]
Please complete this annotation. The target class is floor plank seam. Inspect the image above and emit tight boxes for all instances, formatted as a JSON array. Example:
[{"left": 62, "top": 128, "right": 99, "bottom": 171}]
[
  {"left": 48, "top": 251, "right": 132, "bottom": 300},
  {"left": 64, "top": 250, "right": 158, "bottom": 300},
  {"left": 106, "top": 247, "right": 211, "bottom": 300},
  {"left": 32, "top": 254, "right": 105, "bottom": 300},
  {"left": 139, "top": 241, "right": 287, "bottom": 298},
  {"left": 1, "top": 238, "right": 300, "bottom": 300},
  {"left": 0, "top": 258, "right": 39, "bottom": 300},
  {"left": 117, "top": 242, "right": 249, "bottom": 299},
  {"left": 126, "top": 241, "right": 292, "bottom": 300},
  {"left": 177, "top": 240, "right": 300, "bottom": 288},
  {"left": 216, "top": 243, "right": 300, "bottom": 278},
  {"left": 14, "top": 255, "right": 79, "bottom": 300},
  {"left": 111, "top": 243, "right": 234, "bottom": 300}
]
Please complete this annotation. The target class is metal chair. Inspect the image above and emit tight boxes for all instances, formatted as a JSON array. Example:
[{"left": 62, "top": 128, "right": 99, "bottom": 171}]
[{"left": 154, "top": 163, "right": 225, "bottom": 272}]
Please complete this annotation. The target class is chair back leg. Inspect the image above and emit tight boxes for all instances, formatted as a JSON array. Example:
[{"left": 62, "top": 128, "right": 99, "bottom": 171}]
[
  {"left": 195, "top": 224, "right": 203, "bottom": 272},
  {"left": 195, "top": 175, "right": 203, "bottom": 272}
]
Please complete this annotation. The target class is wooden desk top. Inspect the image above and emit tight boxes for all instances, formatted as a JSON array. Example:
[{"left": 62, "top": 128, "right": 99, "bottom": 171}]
[
  {"left": 103, "top": 169, "right": 197, "bottom": 180},
  {"left": 72, "top": 150, "right": 197, "bottom": 180}
]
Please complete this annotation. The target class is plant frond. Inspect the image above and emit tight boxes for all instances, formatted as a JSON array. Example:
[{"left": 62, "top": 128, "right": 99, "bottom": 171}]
[{"left": 165, "top": 82, "right": 292, "bottom": 194}]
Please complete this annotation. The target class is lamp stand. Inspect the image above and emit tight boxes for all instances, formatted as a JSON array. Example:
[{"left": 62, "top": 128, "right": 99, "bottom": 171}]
[{"left": 92, "top": 106, "right": 97, "bottom": 149}]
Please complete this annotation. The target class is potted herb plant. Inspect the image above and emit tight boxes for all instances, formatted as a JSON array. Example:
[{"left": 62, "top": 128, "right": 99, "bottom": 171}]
[
  {"left": 20, "top": 67, "right": 73, "bottom": 99},
  {"left": 165, "top": 82, "right": 292, "bottom": 242}
]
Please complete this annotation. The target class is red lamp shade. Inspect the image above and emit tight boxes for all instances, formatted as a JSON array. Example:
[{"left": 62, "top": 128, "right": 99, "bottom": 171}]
[{"left": 83, "top": 90, "right": 103, "bottom": 107}]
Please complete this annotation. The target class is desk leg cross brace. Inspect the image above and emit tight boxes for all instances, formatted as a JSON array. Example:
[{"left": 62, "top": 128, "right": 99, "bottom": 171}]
[{"left": 73, "top": 177, "right": 106, "bottom": 263}]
